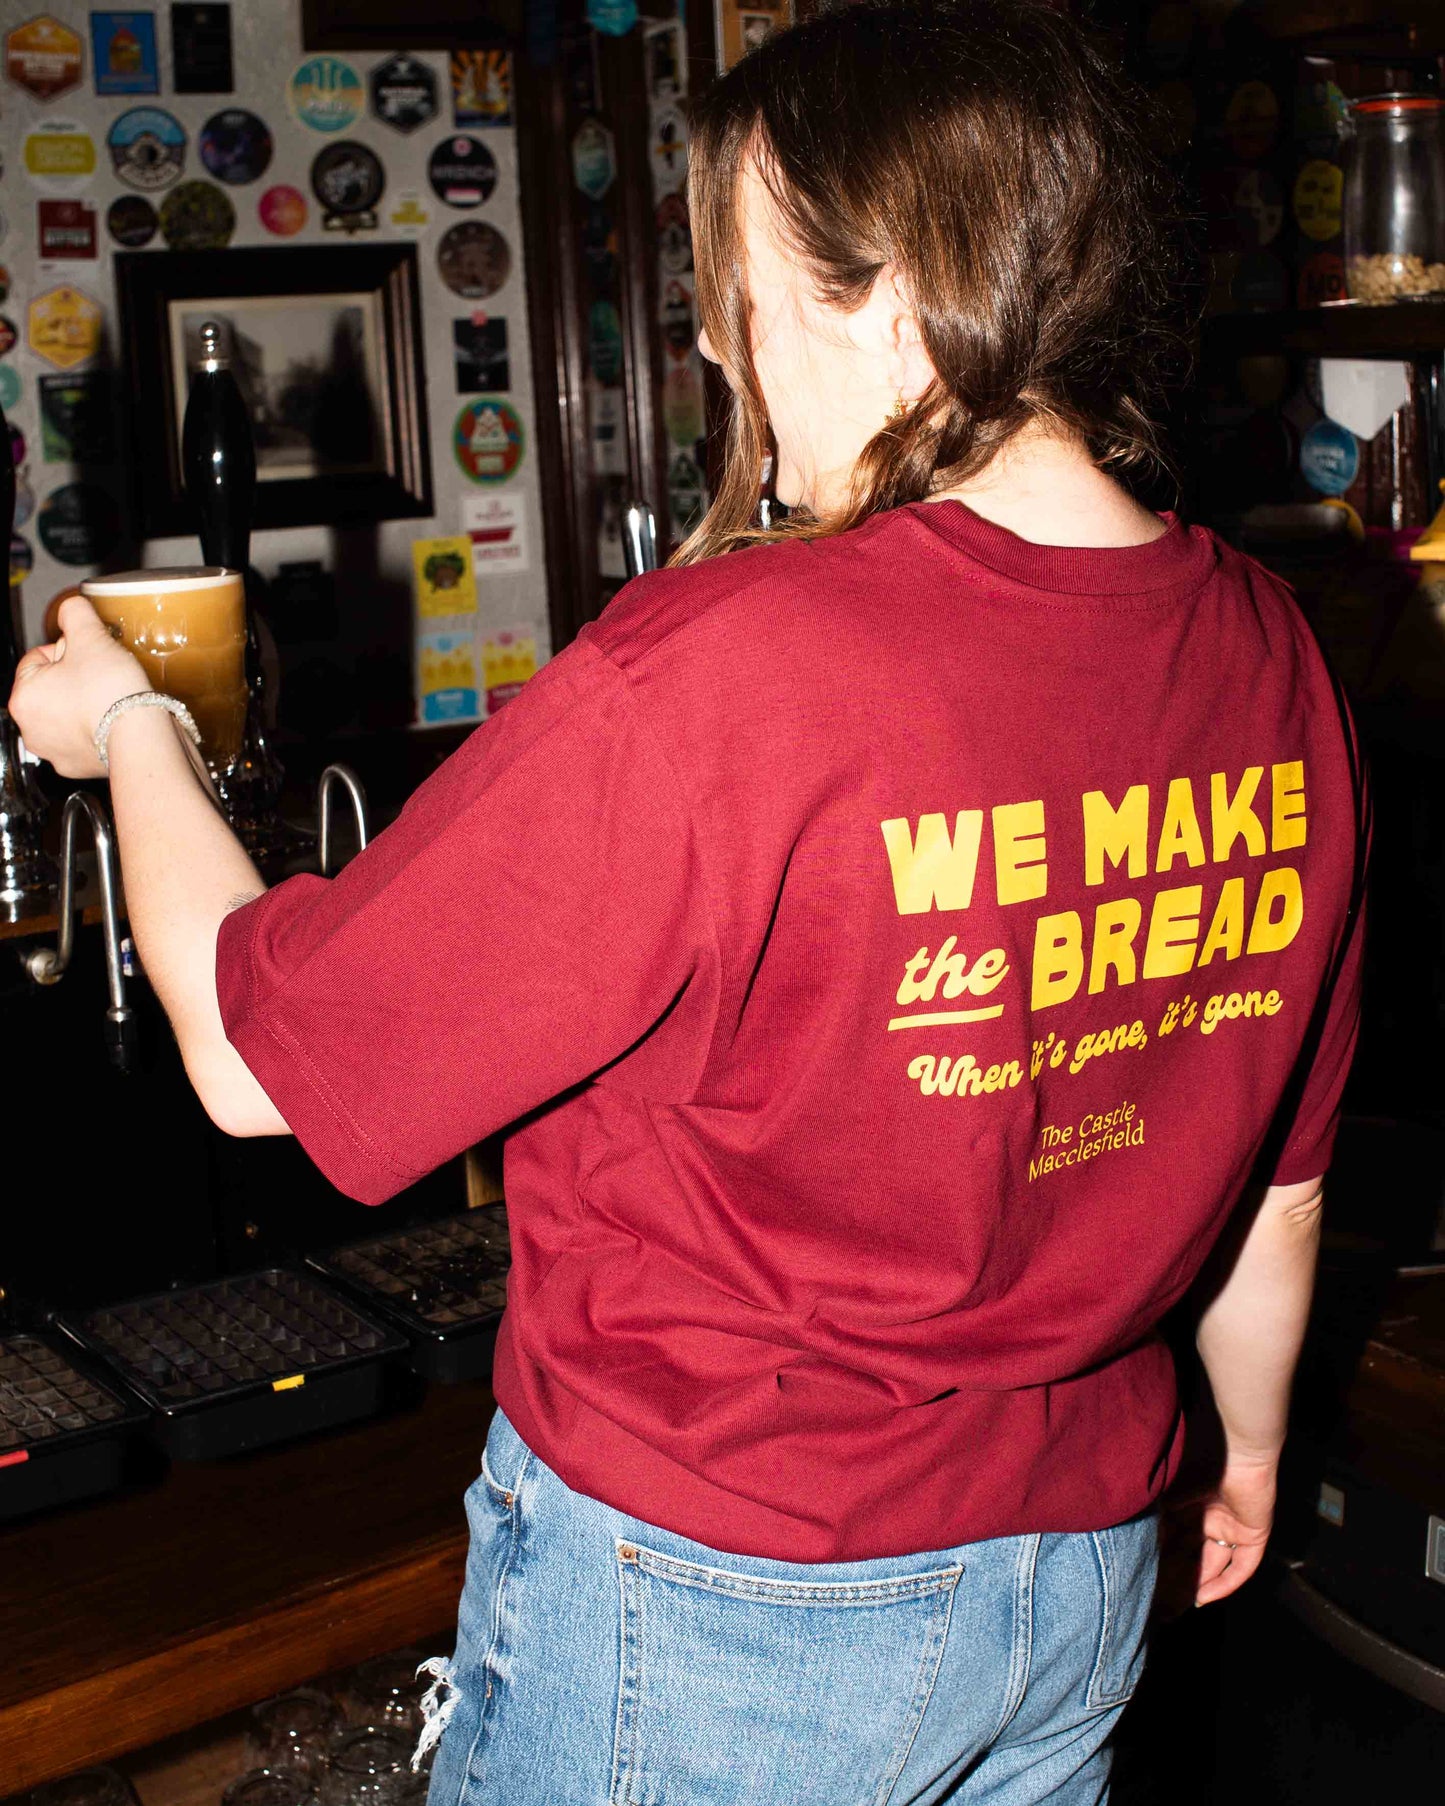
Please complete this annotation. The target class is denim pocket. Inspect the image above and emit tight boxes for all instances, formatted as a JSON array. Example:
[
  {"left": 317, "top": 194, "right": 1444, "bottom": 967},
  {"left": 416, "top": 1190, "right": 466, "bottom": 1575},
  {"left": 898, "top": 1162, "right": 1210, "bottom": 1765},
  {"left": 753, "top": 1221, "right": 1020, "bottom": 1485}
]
[
  {"left": 1084, "top": 1514, "right": 1159, "bottom": 1710},
  {"left": 609, "top": 1540, "right": 962, "bottom": 1806}
]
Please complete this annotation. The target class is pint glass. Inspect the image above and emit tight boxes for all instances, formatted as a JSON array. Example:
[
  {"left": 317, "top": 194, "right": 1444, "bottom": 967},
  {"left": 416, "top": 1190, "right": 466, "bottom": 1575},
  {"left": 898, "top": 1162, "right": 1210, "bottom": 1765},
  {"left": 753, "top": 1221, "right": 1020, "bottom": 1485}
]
[{"left": 80, "top": 566, "right": 248, "bottom": 772}]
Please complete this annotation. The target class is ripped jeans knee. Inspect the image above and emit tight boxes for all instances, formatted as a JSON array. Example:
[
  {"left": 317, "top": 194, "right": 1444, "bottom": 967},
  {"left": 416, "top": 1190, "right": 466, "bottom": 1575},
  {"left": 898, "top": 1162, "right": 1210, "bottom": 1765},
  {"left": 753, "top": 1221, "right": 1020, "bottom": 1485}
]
[{"left": 411, "top": 1654, "right": 461, "bottom": 1772}]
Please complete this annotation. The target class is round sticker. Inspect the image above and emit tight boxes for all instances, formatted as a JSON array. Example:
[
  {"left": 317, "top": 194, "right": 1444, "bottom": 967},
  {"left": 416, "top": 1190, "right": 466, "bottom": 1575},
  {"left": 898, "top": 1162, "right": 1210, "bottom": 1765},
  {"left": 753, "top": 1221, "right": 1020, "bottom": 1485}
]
[
  {"left": 199, "top": 109, "right": 274, "bottom": 185},
  {"left": 311, "top": 142, "right": 385, "bottom": 223},
  {"left": 436, "top": 221, "right": 511, "bottom": 298},
  {"left": 10, "top": 535, "right": 33, "bottom": 587},
  {"left": 290, "top": 56, "right": 365, "bottom": 134},
  {"left": 0, "top": 317, "right": 16, "bottom": 359},
  {"left": 454, "top": 398, "right": 524, "bottom": 484},
  {"left": 1300, "top": 419, "right": 1358, "bottom": 497},
  {"left": 10, "top": 423, "right": 26, "bottom": 468},
  {"left": 1293, "top": 160, "right": 1343, "bottom": 243},
  {"left": 259, "top": 184, "right": 308, "bottom": 237},
  {"left": 656, "top": 194, "right": 692, "bottom": 274},
  {"left": 107, "top": 194, "right": 158, "bottom": 248},
  {"left": 24, "top": 121, "right": 97, "bottom": 188},
  {"left": 0, "top": 366, "right": 19, "bottom": 411},
  {"left": 370, "top": 53, "right": 439, "bottom": 134},
  {"left": 13, "top": 478, "right": 34, "bottom": 529},
  {"left": 429, "top": 136, "right": 497, "bottom": 209},
  {"left": 38, "top": 484, "right": 120, "bottom": 567},
  {"left": 109, "top": 108, "right": 186, "bottom": 191},
  {"left": 0, "top": 266, "right": 9, "bottom": 305},
  {"left": 159, "top": 181, "right": 236, "bottom": 251}
]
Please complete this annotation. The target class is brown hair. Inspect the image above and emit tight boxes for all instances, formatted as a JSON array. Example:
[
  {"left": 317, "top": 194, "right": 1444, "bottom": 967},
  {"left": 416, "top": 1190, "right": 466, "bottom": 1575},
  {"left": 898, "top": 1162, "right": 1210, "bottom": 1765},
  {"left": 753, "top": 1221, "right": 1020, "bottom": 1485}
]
[{"left": 674, "top": 0, "right": 1188, "bottom": 566}]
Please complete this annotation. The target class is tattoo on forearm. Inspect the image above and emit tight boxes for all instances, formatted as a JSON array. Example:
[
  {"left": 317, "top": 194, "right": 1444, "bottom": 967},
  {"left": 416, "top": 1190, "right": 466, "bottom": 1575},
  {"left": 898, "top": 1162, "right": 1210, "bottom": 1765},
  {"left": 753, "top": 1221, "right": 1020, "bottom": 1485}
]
[{"left": 225, "top": 892, "right": 263, "bottom": 913}]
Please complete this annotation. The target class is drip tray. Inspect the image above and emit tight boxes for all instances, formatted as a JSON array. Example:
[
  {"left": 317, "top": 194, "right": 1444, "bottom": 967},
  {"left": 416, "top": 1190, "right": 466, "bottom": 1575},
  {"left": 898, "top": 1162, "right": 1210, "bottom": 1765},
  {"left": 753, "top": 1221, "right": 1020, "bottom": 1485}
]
[
  {"left": 309, "top": 1205, "right": 510, "bottom": 1383},
  {"left": 58, "top": 1268, "right": 407, "bottom": 1461},
  {"left": 0, "top": 1332, "right": 146, "bottom": 1520}
]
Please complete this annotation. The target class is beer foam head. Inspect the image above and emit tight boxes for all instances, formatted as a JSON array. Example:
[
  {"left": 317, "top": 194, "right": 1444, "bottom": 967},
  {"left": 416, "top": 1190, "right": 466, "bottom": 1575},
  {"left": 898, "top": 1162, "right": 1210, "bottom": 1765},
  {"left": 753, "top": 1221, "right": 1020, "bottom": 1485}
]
[{"left": 82, "top": 566, "right": 238, "bottom": 594}]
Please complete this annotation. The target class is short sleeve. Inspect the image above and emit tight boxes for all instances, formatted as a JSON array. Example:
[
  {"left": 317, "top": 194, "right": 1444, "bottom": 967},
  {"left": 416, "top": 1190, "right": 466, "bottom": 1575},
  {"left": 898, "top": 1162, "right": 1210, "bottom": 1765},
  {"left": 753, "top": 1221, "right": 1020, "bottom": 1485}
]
[
  {"left": 1264, "top": 713, "right": 1370, "bottom": 1189},
  {"left": 215, "top": 636, "right": 717, "bottom": 1205}
]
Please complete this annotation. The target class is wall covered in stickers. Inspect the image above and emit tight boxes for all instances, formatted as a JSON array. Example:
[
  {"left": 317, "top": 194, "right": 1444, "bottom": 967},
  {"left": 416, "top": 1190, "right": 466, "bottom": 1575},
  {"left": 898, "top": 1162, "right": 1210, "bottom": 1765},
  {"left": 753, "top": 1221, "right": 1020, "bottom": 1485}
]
[{"left": 0, "top": 3, "right": 546, "bottom": 730}]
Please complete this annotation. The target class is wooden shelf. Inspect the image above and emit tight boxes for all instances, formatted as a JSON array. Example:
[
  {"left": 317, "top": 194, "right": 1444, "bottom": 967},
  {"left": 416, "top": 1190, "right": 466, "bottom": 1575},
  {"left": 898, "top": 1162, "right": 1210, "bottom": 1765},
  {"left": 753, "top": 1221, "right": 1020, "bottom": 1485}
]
[
  {"left": 1201, "top": 302, "right": 1445, "bottom": 361},
  {"left": 0, "top": 1378, "right": 493, "bottom": 1793}
]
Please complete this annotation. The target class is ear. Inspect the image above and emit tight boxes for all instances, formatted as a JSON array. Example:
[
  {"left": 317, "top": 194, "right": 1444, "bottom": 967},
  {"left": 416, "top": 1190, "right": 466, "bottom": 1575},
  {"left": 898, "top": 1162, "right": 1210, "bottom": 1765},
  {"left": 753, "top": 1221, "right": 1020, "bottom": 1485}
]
[{"left": 875, "top": 264, "right": 937, "bottom": 396}]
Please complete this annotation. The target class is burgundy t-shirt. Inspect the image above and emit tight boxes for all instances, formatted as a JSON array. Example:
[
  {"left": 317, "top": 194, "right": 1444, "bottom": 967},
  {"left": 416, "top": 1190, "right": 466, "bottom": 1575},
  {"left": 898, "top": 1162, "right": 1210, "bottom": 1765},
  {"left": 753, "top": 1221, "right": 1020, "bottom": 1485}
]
[{"left": 217, "top": 502, "right": 1366, "bottom": 1562}]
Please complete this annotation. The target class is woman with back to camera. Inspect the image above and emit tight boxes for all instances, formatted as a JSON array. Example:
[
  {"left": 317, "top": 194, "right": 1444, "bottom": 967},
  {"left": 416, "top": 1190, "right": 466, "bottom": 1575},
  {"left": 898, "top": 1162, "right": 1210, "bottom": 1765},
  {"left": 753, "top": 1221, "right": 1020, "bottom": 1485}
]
[{"left": 13, "top": 5, "right": 1366, "bottom": 1802}]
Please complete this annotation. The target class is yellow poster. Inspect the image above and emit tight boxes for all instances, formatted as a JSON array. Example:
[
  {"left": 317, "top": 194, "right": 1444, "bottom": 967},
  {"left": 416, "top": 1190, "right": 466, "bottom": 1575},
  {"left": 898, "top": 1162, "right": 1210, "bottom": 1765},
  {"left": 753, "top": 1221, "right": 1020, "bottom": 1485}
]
[
  {"left": 28, "top": 286, "right": 102, "bottom": 372},
  {"left": 412, "top": 534, "right": 477, "bottom": 618}
]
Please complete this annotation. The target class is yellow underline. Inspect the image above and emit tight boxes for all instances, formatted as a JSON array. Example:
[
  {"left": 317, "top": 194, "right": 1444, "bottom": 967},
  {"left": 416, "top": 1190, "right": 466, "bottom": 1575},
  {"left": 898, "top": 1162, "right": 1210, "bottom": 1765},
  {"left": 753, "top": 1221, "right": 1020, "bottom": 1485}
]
[{"left": 887, "top": 1007, "right": 1006, "bottom": 1030}]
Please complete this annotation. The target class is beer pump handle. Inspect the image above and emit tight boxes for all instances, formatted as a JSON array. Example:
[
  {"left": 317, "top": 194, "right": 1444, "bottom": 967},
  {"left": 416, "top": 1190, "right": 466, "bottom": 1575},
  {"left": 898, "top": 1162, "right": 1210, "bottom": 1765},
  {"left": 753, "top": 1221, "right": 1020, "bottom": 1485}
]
[{"left": 181, "top": 322, "right": 257, "bottom": 575}]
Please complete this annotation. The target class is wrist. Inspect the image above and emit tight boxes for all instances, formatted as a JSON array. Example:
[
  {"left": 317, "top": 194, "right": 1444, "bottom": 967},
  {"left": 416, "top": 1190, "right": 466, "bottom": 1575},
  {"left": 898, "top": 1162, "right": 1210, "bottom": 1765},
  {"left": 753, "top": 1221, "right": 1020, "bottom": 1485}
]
[{"left": 96, "top": 692, "right": 202, "bottom": 772}]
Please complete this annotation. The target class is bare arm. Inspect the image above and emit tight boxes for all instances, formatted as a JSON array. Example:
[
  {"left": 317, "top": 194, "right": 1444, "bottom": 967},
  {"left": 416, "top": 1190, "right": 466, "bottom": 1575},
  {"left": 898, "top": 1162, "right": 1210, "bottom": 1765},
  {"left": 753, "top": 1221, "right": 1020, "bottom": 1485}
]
[
  {"left": 105, "top": 705, "right": 290, "bottom": 1137},
  {"left": 1195, "top": 1175, "right": 1324, "bottom": 1463},
  {"left": 9, "top": 595, "right": 290, "bottom": 1138},
  {"left": 1189, "top": 1174, "right": 1324, "bottom": 1605}
]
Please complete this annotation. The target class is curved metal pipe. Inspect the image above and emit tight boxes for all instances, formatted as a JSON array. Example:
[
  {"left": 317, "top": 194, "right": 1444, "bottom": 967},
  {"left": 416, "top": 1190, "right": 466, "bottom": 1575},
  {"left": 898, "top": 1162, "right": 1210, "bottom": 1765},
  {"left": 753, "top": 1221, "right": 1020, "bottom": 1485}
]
[
  {"left": 317, "top": 763, "right": 369, "bottom": 877},
  {"left": 24, "top": 791, "right": 136, "bottom": 1071}
]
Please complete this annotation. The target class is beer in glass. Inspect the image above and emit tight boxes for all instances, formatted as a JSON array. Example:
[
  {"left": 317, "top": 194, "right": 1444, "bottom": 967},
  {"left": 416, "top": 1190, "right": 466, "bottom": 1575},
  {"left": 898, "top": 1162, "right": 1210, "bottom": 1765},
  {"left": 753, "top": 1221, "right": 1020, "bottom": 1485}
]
[{"left": 80, "top": 566, "right": 248, "bottom": 770}]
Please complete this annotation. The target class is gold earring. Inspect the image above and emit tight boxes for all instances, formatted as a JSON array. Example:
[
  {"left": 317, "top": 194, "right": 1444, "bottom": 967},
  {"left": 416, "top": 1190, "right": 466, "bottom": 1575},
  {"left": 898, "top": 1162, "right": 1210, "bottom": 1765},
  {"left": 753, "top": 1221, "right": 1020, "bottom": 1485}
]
[{"left": 887, "top": 393, "right": 908, "bottom": 423}]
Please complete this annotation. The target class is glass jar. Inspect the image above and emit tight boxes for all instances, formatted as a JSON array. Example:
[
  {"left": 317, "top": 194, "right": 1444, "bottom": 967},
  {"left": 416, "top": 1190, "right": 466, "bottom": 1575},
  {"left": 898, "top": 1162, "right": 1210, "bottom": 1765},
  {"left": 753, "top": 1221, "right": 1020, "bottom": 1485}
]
[{"left": 1343, "top": 93, "right": 1445, "bottom": 302}]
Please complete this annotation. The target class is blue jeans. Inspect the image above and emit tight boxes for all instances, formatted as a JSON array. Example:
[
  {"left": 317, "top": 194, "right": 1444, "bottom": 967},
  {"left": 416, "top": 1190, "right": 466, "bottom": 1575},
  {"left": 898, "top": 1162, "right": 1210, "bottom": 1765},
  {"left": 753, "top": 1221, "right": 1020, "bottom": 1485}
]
[{"left": 421, "top": 1408, "right": 1158, "bottom": 1806}]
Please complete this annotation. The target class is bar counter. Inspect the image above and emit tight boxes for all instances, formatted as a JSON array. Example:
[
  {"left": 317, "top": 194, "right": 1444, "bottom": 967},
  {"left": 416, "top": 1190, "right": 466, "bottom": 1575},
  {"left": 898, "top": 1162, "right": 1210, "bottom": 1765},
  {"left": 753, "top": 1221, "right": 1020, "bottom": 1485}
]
[{"left": 0, "top": 1377, "right": 493, "bottom": 1793}]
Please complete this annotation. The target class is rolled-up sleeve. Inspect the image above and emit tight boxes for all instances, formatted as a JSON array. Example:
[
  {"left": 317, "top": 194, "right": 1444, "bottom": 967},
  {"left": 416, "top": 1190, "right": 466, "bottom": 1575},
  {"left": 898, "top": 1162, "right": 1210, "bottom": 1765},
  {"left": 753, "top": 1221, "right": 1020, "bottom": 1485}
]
[{"left": 216, "top": 636, "right": 715, "bottom": 1204}]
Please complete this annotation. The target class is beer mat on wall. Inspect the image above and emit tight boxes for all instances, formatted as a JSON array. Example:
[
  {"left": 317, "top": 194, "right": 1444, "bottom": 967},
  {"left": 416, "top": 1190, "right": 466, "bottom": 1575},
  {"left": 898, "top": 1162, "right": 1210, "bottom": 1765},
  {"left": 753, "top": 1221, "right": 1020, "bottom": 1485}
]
[
  {"left": 437, "top": 221, "right": 511, "bottom": 298},
  {"left": 290, "top": 53, "right": 364, "bottom": 133},
  {"left": 5, "top": 15, "right": 84, "bottom": 102},
  {"left": 170, "top": 2, "right": 233, "bottom": 94},
  {"left": 199, "top": 109, "right": 273, "bottom": 185},
  {"left": 307, "top": 1205, "right": 510, "bottom": 1384},
  {"left": 371, "top": 53, "right": 439, "bottom": 134},
  {"left": 450, "top": 49, "right": 512, "bottom": 128},
  {"left": 91, "top": 11, "right": 160, "bottom": 95},
  {"left": 428, "top": 136, "right": 497, "bottom": 209},
  {"left": 108, "top": 107, "right": 186, "bottom": 190},
  {"left": 0, "top": 1333, "right": 146, "bottom": 1522},
  {"left": 453, "top": 317, "right": 509, "bottom": 393},
  {"left": 57, "top": 1268, "right": 407, "bottom": 1461},
  {"left": 107, "top": 194, "right": 158, "bottom": 246}
]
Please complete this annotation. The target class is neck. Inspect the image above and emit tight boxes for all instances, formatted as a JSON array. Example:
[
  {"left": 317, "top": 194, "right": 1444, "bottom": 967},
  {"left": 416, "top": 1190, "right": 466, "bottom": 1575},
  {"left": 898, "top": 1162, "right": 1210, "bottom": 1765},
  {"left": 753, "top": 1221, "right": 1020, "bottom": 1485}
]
[{"left": 924, "top": 423, "right": 1167, "bottom": 549}]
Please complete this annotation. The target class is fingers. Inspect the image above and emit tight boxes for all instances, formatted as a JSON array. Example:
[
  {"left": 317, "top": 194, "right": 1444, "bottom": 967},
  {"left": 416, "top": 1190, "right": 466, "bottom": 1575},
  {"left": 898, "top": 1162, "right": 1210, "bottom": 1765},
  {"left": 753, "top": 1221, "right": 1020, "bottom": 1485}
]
[
  {"left": 43, "top": 587, "right": 82, "bottom": 643},
  {"left": 56, "top": 594, "right": 106, "bottom": 641},
  {"left": 1195, "top": 1540, "right": 1266, "bottom": 1607},
  {"left": 13, "top": 642, "right": 63, "bottom": 679}
]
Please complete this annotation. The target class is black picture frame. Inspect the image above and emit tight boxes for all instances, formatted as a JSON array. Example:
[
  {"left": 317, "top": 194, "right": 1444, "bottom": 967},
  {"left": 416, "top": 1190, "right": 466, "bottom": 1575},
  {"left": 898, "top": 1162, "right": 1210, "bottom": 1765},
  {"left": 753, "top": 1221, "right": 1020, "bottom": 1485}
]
[{"left": 115, "top": 243, "right": 433, "bottom": 537}]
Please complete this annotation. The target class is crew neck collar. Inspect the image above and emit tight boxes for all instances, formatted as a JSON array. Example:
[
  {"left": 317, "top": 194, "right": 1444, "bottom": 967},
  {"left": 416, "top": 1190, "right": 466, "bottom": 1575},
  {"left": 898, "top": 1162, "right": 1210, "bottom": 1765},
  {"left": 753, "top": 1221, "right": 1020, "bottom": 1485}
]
[{"left": 903, "top": 497, "right": 1217, "bottom": 598}]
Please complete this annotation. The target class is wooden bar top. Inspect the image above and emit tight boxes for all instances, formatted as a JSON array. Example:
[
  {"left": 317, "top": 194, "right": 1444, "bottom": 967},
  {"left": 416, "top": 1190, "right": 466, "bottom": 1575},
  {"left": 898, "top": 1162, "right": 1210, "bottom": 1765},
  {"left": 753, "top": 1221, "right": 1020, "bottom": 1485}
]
[{"left": 0, "top": 1378, "right": 494, "bottom": 1793}]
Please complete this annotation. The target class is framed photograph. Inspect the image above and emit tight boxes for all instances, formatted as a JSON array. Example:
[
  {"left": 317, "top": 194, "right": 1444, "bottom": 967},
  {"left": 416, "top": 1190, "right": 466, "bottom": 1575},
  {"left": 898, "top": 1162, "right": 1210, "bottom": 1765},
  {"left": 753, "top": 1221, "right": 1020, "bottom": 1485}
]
[{"left": 115, "top": 244, "right": 432, "bottom": 536}]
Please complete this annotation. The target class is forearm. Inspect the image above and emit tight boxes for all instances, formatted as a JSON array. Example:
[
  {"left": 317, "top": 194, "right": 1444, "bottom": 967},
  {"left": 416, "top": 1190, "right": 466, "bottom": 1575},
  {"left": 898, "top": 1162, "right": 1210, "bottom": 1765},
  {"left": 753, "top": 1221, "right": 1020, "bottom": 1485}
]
[
  {"left": 105, "top": 706, "right": 287, "bottom": 1132},
  {"left": 1195, "top": 1179, "right": 1324, "bottom": 1463}
]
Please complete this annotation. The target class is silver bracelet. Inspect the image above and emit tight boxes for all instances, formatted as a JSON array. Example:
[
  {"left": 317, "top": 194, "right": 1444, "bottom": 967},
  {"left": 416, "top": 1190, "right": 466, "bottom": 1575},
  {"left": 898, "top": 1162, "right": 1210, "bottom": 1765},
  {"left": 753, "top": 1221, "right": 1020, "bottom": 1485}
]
[{"left": 93, "top": 691, "right": 205, "bottom": 771}]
